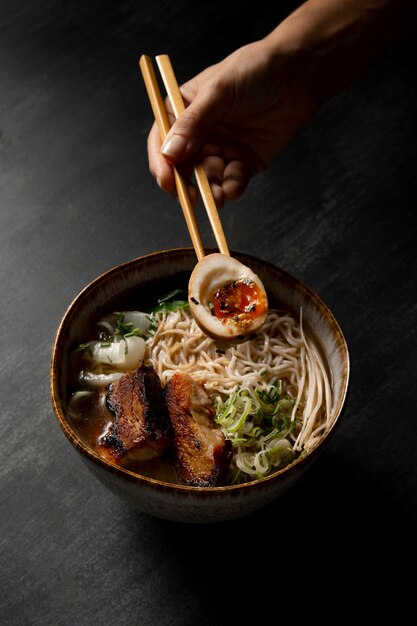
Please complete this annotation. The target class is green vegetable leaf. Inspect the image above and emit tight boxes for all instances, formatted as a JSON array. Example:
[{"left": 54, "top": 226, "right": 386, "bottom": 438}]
[
  {"left": 100, "top": 312, "right": 144, "bottom": 344},
  {"left": 152, "top": 289, "right": 189, "bottom": 313}
]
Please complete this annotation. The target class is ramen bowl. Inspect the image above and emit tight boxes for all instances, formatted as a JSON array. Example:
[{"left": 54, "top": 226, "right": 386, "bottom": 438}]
[{"left": 50, "top": 247, "right": 350, "bottom": 524}]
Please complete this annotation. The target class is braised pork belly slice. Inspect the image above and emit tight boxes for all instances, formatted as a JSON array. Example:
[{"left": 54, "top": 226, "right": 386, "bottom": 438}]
[
  {"left": 165, "top": 372, "right": 232, "bottom": 487},
  {"left": 101, "top": 365, "right": 171, "bottom": 463}
]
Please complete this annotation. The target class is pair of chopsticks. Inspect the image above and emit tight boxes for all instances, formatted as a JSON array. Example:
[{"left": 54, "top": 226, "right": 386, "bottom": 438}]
[{"left": 139, "top": 54, "right": 229, "bottom": 262}]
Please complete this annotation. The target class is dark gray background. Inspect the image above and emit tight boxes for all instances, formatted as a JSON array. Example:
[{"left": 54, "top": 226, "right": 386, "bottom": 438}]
[{"left": 1, "top": 1, "right": 416, "bottom": 623}]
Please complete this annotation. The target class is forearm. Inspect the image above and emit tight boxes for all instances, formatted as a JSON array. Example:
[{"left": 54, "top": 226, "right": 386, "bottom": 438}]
[{"left": 265, "top": 0, "right": 417, "bottom": 103}]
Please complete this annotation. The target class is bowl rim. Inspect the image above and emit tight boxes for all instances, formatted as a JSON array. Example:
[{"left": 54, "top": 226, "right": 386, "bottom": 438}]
[{"left": 50, "top": 247, "right": 350, "bottom": 494}]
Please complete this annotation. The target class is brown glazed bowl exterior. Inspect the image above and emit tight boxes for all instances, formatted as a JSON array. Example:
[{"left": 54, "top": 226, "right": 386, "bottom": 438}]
[{"left": 50, "top": 248, "right": 350, "bottom": 523}]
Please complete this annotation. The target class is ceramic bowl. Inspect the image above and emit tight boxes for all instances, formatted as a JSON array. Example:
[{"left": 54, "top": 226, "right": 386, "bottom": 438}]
[{"left": 50, "top": 248, "right": 350, "bottom": 523}]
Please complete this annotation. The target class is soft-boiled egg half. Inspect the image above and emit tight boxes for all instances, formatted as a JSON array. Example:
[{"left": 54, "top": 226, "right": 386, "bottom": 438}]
[{"left": 188, "top": 253, "right": 268, "bottom": 344}]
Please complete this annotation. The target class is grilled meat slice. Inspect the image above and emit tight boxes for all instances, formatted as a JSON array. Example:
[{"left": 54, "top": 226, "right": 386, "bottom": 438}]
[
  {"left": 102, "top": 365, "right": 171, "bottom": 462},
  {"left": 165, "top": 372, "right": 232, "bottom": 486}
]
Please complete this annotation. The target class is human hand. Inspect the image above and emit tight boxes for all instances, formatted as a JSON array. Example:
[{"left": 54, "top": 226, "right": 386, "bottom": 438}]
[
  {"left": 146, "top": 0, "right": 412, "bottom": 208},
  {"left": 147, "top": 37, "right": 319, "bottom": 208}
]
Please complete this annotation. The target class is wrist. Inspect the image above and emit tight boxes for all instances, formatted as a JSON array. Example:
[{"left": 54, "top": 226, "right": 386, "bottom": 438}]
[{"left": 263, "top": 0, "right": 416, "bottom": 104}]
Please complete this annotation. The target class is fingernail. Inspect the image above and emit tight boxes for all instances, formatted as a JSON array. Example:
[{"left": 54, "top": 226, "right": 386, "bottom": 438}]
[
  {"left": 161, "top": 134, "right": 188, "bottom": 160},
  {"left": 156, "top": 176, "right": 162, "bottom": 188}
]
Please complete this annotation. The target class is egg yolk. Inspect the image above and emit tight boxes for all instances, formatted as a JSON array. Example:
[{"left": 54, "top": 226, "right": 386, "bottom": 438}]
[{"left": 211, "top": 279, "right": 267, "bottom": 327}]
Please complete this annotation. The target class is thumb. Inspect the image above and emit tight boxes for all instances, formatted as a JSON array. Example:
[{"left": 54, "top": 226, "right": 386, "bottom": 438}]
[{"left": 160, "top": 87, "right": 227, "bottom": 163}]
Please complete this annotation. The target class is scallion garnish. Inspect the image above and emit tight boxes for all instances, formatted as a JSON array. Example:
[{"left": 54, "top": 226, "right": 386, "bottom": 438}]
[{"left": 215, "top": 383, "right": 299, "bottom": 482}]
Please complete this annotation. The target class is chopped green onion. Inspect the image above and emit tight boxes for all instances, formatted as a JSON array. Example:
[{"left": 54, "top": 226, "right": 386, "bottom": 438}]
[
  {"left": 151, "top": 289, "right": 189, "bottom": 313},
  {"left": 215, "top": 383, "right": 299, "bottom": 483}
]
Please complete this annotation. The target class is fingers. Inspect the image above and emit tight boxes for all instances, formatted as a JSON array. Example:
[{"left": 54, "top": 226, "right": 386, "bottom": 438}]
[
  {"left": 160, "top": 79, "right": 229, "bottom": 164},
  {"left": 147, "top": 120, "right": 199, "bottom": 207},
  {"left": 148, "top": 119, "right": 251, "bottom": 206},
  {"left": 147, "top": 89, "right": 251, "bottom": 207},
  {"left": 200, "top": 153, "right": 251, "bottom": 206},
  {"left": 222, "top": 160, "right": 251, "bottom": 200},
  {"left": 147, "top": 121, "right": 175, "bottom": 193},
  {"left": 201, "top": 155, "right": 226, "bottom": 208}
]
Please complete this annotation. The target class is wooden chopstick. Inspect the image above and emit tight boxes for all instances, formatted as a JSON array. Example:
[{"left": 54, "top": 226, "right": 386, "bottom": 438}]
[
  {"left": 155, "top": 54, "right": 230, "bottom": 257},
  {"left": 139, "top": 54, "right": 205, "bottom": 262}
]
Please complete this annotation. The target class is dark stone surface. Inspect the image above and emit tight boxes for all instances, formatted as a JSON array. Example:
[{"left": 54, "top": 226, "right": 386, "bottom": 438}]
[{"left": 1, "top": 1, "right": 416, "bottom": 623}]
